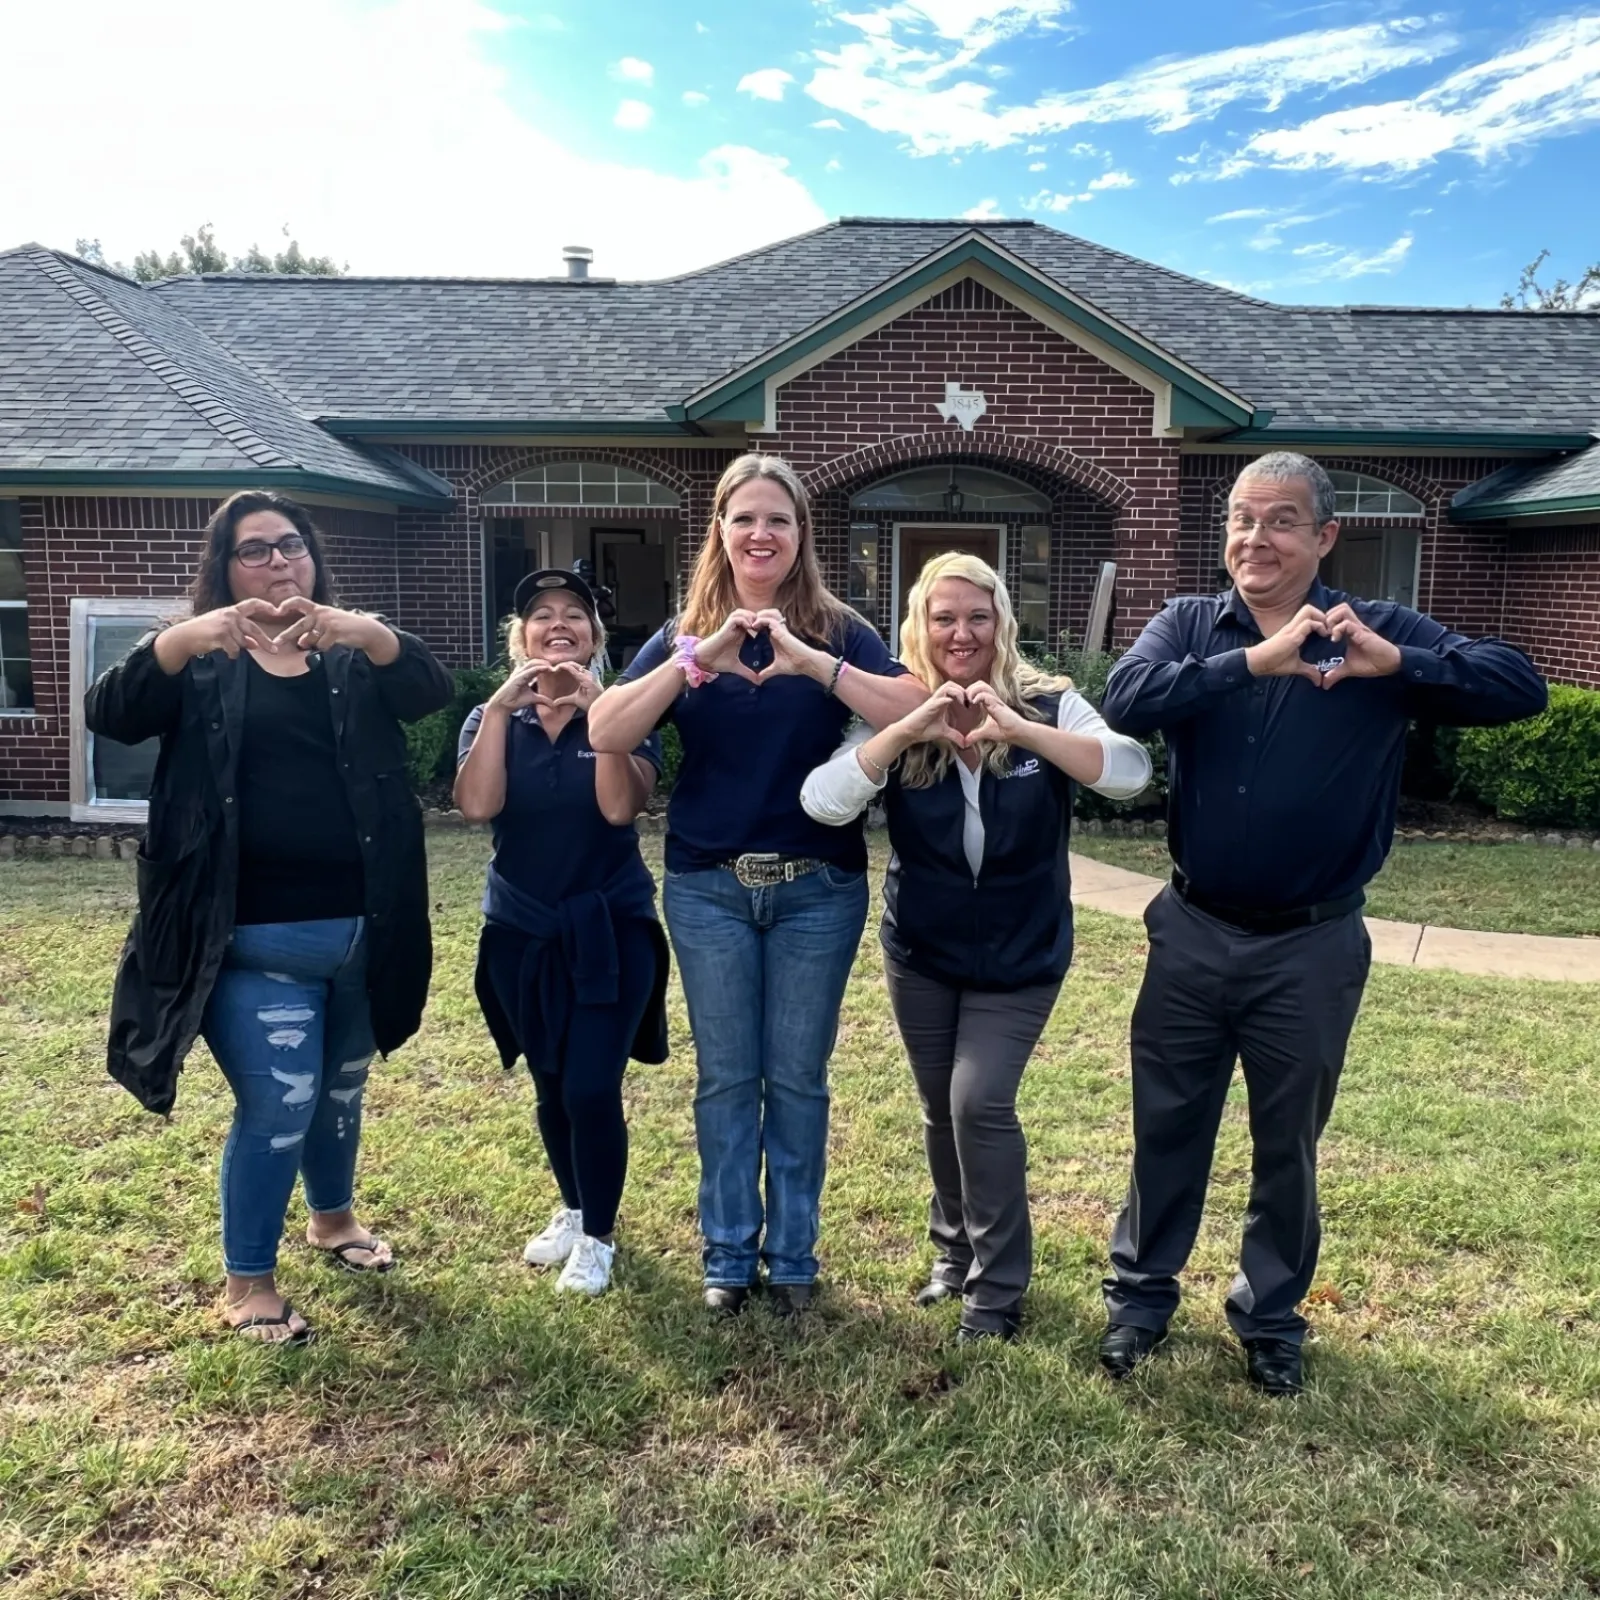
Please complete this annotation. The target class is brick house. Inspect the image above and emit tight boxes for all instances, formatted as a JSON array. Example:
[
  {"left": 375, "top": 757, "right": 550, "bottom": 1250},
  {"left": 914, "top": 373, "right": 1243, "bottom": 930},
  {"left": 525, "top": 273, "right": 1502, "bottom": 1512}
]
[{"left": 3, "top": 218, "right": 1597, "bottom": 820}]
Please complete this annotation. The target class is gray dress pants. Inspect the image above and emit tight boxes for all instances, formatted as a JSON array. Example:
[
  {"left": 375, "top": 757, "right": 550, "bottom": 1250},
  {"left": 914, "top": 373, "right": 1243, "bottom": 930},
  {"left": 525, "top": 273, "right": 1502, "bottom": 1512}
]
[
  {"left": 1103, "top": 887, "right": 1372, "bottom": 1344},
  {"left": 885, "top": 956, "right": 1063, "bottom": 1333}
]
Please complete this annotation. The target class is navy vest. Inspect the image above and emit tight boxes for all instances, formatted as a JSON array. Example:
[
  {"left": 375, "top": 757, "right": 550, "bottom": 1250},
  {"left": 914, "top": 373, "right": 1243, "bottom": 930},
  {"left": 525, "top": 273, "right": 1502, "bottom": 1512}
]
[{"left": 881, "top": 695, "right": 1076, "bottom": 990}]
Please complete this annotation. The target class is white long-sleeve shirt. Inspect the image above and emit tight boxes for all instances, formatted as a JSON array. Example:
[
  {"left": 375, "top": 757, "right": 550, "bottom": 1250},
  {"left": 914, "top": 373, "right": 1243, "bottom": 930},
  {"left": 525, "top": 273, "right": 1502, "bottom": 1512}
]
[{"left": 800, "top": 688, "right": 1152, "bottom": 881}]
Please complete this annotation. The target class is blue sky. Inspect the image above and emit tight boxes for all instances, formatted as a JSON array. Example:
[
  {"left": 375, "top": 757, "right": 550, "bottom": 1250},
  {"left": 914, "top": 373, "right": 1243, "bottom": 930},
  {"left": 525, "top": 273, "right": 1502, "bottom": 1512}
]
[{"left": 3, "top": 1, "right": 1598, "bottom": 306}]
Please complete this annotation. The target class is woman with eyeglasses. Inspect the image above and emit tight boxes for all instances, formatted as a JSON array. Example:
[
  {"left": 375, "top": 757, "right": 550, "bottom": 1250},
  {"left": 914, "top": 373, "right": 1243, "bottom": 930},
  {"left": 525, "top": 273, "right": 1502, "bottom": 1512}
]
[{"left": 86, "top": 489, "right": 453, "bottom": 1345}]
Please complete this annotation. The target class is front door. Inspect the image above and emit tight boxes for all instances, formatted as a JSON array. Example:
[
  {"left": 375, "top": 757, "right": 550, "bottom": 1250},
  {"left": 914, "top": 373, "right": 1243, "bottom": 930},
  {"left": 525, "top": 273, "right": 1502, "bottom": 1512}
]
[{"left": 893, "top": 524, "right": 1003, "bottom": 641}]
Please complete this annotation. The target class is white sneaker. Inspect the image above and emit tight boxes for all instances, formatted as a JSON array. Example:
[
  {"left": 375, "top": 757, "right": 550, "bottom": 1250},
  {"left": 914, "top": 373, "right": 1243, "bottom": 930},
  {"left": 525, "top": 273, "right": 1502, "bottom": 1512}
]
[
  {"left": 556, "top": 1234, "right": 615, "bottom": 1296},
  {"left": 523, "top": 1207, "right": 582, "bottom": 1267}
]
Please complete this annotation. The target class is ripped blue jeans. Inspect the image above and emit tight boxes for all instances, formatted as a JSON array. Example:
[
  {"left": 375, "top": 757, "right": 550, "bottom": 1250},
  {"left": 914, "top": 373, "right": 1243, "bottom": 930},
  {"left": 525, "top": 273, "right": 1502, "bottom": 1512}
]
[{"left": 201, "top": 918, "right": 377, "bottom": 1276}]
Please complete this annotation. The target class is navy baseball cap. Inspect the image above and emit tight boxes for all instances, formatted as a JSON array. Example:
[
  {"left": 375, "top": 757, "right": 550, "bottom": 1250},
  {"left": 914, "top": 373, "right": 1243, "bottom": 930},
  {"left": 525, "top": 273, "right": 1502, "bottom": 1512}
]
[{"left": 513, "top": 568, "right": 598, "bottom": 617}]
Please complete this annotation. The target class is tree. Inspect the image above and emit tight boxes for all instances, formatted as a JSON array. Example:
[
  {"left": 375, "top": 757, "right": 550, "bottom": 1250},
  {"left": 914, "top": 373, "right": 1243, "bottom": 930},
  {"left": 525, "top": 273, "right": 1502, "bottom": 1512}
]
[
  {"left": 72, "top": 224, "right": 344, "bottom": 281},
  {"left": 1501, "top": 249, "right": 1600, "bottom": 311}
]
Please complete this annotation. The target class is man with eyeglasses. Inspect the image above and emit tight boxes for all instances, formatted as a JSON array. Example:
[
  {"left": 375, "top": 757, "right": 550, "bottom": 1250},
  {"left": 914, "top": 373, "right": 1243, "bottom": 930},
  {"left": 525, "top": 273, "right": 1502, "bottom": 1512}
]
[{"left": 1095, "top": 451, "right": 1546, "bottom": 1396}]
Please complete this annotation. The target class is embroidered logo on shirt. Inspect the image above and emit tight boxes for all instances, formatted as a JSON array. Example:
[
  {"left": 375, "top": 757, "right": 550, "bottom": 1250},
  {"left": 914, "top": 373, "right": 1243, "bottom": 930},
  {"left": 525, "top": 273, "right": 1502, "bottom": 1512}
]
[
  {"left": 577, "top": 749, "right": 598, "bottom": 759},
  {"left": 1009, "top": 757, "right": 1041, "bottom": 778}
]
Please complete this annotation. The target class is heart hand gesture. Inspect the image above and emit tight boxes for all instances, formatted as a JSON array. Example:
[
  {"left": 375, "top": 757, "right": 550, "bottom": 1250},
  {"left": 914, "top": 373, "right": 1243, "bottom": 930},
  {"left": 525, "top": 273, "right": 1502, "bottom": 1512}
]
[
  {"left": 1319, "top": 603, "right": 1401, "bottom": 687},
  {"left": 541, "top": 659, "right": 601, "bottom": 710},
  {"left": 1244, "top": 605, "right": 1329, "bottom": 684},
  {"left": 274, "top": 597, "right": 386, "bottom": 654},
  {"left": 692, "top": 611, "right": 765, "bottom": 684},
  {"left": 751, "top": 610, "right": 830, "bottom": 684},
  {"left": 954, "top": 681, "right": 1027, "bottom": 749},
  {"left": 892, "top": 680, "right": 970, "bottom": 745}
]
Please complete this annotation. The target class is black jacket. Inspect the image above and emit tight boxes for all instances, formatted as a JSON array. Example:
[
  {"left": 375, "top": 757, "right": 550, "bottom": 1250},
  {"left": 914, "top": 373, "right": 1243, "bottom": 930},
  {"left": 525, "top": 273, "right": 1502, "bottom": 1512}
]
[
  {"left": 881, "top": 695, "right": 1077, "bottom": 991},
  {"left": 85, "top": 629, "right": 454, "bottom": 1114}
]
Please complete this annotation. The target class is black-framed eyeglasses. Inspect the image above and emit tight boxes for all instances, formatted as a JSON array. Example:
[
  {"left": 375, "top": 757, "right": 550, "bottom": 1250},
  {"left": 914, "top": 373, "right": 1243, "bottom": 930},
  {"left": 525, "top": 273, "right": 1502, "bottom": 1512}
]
[{"left": 233, "top": 533, "right": 310, "bottom": 566}]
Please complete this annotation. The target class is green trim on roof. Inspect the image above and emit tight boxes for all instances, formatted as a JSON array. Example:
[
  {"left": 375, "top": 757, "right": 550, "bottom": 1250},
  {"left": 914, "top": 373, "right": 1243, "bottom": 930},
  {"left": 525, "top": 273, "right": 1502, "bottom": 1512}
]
[
  {"left": 1216, "top": 427, "right": 1595, "bottom": 450},
  {"left": 321, "top": 418, "right": 702, "bottom": 439},
  {"left": 1169, "top": 390, "right": 1243, "bottom": 429},
  {"left": 681, "top": 235, "right": 1258, "bottom": 430},
  {"left": 0, "top": 468, "right": 451, "bottom": 509},
  {"left": 1450, "top": 492, "right": 1600, "bottom": 523}
]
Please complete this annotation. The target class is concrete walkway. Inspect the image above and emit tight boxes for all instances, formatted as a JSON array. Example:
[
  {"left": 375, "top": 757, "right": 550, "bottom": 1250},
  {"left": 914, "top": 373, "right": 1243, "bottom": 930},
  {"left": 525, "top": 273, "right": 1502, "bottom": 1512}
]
[{"left": 1070, "top": 855, "right": 1600, "bottom": 984}]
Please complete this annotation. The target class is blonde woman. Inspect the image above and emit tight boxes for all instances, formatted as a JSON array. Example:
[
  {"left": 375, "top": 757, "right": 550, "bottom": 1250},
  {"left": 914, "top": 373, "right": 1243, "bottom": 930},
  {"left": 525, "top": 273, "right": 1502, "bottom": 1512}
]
[
  {"left": 589, "top": 454, "right": 926, "bottom": 1318},
  {"left": 801, "top": 552, "right": 1150, "bottom": 1341},
  {"left": 455, "top": 569, "right": 669, "bottom": 1297}
]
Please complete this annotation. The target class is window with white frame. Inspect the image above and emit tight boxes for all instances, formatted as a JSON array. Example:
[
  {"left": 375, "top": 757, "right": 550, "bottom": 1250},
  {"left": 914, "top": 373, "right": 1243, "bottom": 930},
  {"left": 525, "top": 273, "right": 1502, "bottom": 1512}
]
[
  {"left": 1013, "top": 525, "right": 1049, "bottom": 644},
  {"left": 1327, "top": 471, "right": 1424, "bottom": 517},
  {"left": 69, "top": 596, "right": 190, "bottom": 822},
  {"left": 482, "top": 462, "right": 680, "bottom": 508},
  {"left": 851, "top": 466, "right": 1050, "bottom": 515},
  {"left": 0, "top": 502, "right": 31, "bottom": 711}
]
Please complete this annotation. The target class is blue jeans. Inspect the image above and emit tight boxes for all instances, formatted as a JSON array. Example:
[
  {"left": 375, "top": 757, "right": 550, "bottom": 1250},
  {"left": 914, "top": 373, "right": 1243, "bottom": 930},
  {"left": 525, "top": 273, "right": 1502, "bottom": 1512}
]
[
  {"left": 201, "top": 918, "right": 377, "bottom": 1276},
  {"left": 664, "top": 865, "right": 868, "bottom": 1287}
]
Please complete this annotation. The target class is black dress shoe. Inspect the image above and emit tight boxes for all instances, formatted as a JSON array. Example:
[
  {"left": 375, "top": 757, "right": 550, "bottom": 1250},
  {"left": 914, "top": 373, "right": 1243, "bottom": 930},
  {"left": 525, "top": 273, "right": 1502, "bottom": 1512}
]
[
  {"left": 704, "top": 1285, "right": 751, "bottom": 1319},
  {"left": 1098, "top": 1322, "right": 1167, "bottom": 1381},
  {"left": 767, "top": 1283, "right": 813, "bottom": 1319},
  {"left": 956, "top": 1309, "right": 1022, "bottom": 1344},
  {"left": 914, "top": 1280, "right": 962, "bottom": 1309},
  {"left": 1243, "top": 1337, "right": 1304, "bottom": 1397}
]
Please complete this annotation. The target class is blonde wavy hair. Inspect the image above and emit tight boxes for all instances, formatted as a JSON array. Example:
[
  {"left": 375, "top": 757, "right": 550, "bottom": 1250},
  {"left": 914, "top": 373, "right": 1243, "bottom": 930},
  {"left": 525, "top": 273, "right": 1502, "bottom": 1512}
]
[
  {"left": 897, "top": 550, "right": 1072, "bottom": 788},
  {"left": 505, "top": 589, "right": 607, "bottom": 678},
  {"left": 678, "top": 453, "right": 856, "bottom": 645}
]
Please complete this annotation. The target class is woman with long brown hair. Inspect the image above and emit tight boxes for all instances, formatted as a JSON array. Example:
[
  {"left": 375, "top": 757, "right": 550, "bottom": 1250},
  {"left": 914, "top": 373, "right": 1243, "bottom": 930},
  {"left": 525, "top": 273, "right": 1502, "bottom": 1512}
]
[
  {"left": 86, "top": 489, "right": 452, "bottom": 1344},
  {"left": 589, "top": 453, "right": 925, "bottom": 1317},
  {"left": 802, "top": 552, "right": 1150, "bottom": 1341}
]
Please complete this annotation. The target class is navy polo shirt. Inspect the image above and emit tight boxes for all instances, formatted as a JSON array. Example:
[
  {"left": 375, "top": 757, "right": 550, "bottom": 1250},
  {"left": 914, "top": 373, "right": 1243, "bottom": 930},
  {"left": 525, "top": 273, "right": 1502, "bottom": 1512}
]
[
  {"left": 457, "top": 705, "right": 661, "bottom": 906},
  {"left": 1102, "top": 580, "right": 1547, "bottom": 913},
  {"left": 622, "top": 617, "right": 909, "bottom": 875}
]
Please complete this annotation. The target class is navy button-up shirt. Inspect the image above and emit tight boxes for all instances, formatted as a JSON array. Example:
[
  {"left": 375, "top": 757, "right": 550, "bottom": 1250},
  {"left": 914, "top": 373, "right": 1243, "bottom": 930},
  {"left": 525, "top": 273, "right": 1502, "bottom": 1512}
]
[{"left": 1102, "top": 580, "right": 1548, "bottom": 911}]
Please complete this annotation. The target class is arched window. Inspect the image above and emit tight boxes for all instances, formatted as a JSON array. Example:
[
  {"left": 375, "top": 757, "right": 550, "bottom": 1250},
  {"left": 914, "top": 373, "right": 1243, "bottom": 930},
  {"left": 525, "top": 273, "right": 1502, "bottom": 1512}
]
[
  {"left": 850, "top": 466, "right": 1050, "bottom": 515},
  {"left": 1327, "top": 470, "right": 1424, "bottom": 517},
  {"left": 482, "top": 462, "right": 680, "bottom": 508}
]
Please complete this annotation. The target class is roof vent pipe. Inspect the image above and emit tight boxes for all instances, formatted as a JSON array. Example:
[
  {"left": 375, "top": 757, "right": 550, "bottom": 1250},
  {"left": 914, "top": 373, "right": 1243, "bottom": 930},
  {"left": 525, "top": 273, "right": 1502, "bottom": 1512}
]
[{"left": 562, "top": 246, "right": 593, "bottom": 281}]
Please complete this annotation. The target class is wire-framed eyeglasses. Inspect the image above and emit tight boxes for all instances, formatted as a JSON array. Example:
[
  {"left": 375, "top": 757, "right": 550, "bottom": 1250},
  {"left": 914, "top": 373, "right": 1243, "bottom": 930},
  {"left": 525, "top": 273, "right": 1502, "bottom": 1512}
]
[{"left": 1225, "top": 514, "right": 1318, "bottom": 537}]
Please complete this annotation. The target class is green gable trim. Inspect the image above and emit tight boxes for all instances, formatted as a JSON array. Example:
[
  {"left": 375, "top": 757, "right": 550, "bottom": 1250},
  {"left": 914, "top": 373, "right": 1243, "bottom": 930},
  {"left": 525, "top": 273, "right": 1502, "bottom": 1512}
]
[
  {"left": 681, "top": 235, "right": 1258, "bottom": 430},
  {"left": 1217, "top": 427, "right": 1594, "bottom": 451},
  {"left": 1451, "top": 492, "right": 1600, "bottom": 523},
  {"left": 1169, "top": 390, "right": 1244, "bottom": 429},
  {"left": 0, "top": 468, "right": 451, "bottom": 510},
  {"left": 322, "top": 418, "right": 702, "bottom": 439}
]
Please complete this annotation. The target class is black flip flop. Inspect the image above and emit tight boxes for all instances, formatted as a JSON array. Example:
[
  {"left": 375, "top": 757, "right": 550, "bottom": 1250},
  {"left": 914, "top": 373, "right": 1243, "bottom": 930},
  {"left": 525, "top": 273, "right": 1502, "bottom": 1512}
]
[
  {"left": 321, "top": 1237, "right": 396, "bottom": 1274},
  {"left": 231, "top": 1304, "right": 315, "bottom": 1346}
]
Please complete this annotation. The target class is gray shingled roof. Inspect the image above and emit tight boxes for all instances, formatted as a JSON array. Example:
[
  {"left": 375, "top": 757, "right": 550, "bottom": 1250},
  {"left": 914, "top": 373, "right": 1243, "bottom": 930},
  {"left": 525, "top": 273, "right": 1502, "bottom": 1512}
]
[
  {"left": 1452, "top": 441, "right": 1600, "bottom": 517},
  {"left": 0, "top": 245, "right": 448, "bottom": 498},
  {"left": 143, "top": 219, "right": 1600, "bottom": 436}
]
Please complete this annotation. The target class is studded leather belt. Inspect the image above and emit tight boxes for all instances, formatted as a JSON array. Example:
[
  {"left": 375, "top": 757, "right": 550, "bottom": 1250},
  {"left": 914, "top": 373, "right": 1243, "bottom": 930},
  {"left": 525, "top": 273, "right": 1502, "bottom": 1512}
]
[{"left": 721, "top": 853, "right": 825, "bottom": 889}]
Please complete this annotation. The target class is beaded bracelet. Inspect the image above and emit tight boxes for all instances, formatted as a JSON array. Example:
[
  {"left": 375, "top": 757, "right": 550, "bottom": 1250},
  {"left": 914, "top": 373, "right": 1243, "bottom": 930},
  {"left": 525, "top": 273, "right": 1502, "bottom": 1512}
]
[
  {"left": 825, "top": 657, "right": 848, "bottom": 696},
  {"left": 673, "top": 634, "right": 718, "bottom": 688}
]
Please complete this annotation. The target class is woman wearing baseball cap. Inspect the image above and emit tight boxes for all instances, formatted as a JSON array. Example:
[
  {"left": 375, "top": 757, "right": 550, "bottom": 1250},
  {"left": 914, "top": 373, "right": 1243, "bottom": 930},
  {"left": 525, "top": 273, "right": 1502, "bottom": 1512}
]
[{"left": 455, "top": 568, "right": 670, "bottom": 1296}]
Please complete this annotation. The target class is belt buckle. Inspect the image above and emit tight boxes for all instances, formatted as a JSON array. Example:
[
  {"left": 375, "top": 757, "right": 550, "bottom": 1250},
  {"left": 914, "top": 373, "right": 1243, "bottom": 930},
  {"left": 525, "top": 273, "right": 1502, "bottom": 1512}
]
[{"left": 733, "top": 852, "right": 781, "bottom": 889}]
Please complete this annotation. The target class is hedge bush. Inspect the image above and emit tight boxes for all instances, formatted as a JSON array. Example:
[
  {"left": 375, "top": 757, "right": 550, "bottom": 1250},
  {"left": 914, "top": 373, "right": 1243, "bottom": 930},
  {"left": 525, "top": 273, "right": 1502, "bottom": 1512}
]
[{"left": 1449, "top": 683, "right": 1600, "bottom": 829}]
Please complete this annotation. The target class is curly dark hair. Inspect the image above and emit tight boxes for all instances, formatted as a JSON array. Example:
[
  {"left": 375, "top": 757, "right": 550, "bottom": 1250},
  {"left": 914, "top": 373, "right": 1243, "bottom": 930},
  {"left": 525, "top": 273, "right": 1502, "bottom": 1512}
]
[{"left": 190, "top": 490, "right": 338, "bottom": 614}]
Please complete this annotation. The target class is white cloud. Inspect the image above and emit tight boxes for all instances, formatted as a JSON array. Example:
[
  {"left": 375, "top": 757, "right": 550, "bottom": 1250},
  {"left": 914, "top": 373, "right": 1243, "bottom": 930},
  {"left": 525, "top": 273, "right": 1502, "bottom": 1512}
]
[
  {"left": 1297, "top": 234, "right": 1414, "bottom": 280},
  {"left": 696, "top": 19, "right": 709, "bottom": 32},
  {"left": 612, "top": 56, "right": 653, "bottom": 84},
  {"left": 1207, "top": 207, "right": 1272, "bottom": 222},
  {"left": 1291, "top": 241, "right": 1338, "bottom": 257},
  {"left": 1025, "top": 142, "right": 1048, "bottom": 153},
  {"left": 825, "top": 157, "right": 842, "bottom": 171},
  {"left": 682, "top": 89, "right": 709, "bottom": 106},
  {"left": 739, "top": 67, "right": 796, "bottom": 101},
  {"left": 1023, "top": 188, "right": 1093, "bottom": 212},
  {"left": 1027, "top": 160, "right": 1046, "bottom": 171},
  {"left": 0, "top": 0, "right": 826, "bottom": 279},
  {"left": 1086, "top": 168, "right": 1134, "bottom": 190},
  {"left": 1224, "top": 15, "right": 1600, "bottom": 176},
  {"left": 811, "top": 117, "right": 845, "bottom": 128},
  {"left": 614, "top": 98, "right": 653, "bottom": 130},
  {"left": 1242, "top": 210, "right": 1328, "bottom": 251},
  {"left": 806, "top": 10, "right": 1455, "bottom": 155},
  {"left": 962, "top": 197, "right": 1004, "bottom": 219}
]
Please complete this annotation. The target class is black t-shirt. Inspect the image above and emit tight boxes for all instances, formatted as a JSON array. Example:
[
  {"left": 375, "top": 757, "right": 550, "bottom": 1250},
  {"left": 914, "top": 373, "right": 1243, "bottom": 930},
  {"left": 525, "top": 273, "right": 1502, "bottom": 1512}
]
[
  {"left": 235, "top": 657, "right": 365, "bottom": 925},
  {"left": 457, "top": 705, "right": 661, "bottom": 907}
]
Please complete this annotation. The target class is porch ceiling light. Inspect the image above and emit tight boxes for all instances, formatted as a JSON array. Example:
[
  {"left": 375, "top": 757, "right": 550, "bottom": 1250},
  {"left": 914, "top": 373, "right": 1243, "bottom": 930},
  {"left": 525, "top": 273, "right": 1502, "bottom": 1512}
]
[{"left": 943, "top": 470, "right": 965, "bottom": 515}]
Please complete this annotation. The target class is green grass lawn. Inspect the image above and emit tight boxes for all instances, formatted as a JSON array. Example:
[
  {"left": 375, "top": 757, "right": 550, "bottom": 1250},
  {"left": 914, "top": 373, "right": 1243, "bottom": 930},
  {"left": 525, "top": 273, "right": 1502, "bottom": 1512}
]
[
  {"left": 3, "top": 831, "right": 1600, "bottom": 1599},
  {"left": 1072, "top": 834, "right": 1600, "bottom": 938}
]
